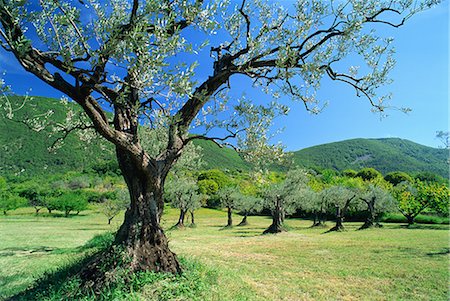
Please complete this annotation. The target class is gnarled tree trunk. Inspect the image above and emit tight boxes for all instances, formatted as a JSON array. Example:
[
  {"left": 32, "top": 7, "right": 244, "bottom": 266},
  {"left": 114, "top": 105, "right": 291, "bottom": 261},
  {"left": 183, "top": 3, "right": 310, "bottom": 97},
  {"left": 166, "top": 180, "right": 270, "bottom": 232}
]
[
  {"left": 359, "top": 198, "right": 382, "bottom": 230},
  {"left": 113, "top": 149, "right": 180, "bottom": 273},
  {"left": 264, "top": 196, "right": 285, "bottom": 234},
  {"left": 80, "top": 148, "right": 181, "bottom": 291}
]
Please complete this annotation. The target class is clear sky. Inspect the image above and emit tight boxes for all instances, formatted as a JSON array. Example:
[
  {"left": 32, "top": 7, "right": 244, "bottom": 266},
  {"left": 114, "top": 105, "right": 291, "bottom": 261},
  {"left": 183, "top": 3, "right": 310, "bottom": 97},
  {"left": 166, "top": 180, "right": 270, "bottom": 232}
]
[{"left": 0, "top": 1, "right": 448, "bottom": 151}]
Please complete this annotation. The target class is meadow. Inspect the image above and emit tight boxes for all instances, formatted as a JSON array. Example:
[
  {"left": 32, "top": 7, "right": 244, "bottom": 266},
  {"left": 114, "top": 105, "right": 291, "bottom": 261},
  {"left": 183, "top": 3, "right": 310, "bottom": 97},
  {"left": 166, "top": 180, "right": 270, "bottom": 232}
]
[{"left": 0, "top": 207, "right": 448, "bottom": 301}]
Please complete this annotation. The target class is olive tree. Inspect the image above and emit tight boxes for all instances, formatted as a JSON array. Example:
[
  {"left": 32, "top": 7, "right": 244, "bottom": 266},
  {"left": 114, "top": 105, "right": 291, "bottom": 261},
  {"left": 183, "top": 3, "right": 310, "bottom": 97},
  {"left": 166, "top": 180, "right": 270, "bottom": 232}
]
[
  {"left": 0, "top": 0, "right": 436, "bottom": 279},
  {"left": 322, "top": 183, "right": 358, "bottom": 232},
  {"left": 217, "top": 186, "right": 241, "bottom": 227},
  {"left": 235, "top": 194, "right": 263, "bottom": 226},
  {"left": 101, "top": 188, "right": 130, "bottom": 225},
  {"left": 357, "top": 183, "right": 395, "bottom": 229},
  {"left": 165, "top": 177, "right": 202, "bottom": 228},
  {"left": 263, "top": 169, "right": 311, "bottom": 234}
]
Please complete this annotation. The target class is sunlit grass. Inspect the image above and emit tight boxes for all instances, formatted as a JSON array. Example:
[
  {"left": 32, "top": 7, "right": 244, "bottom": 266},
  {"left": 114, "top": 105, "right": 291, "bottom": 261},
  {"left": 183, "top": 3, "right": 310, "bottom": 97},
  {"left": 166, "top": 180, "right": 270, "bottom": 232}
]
[{"left": 0, "top": 206, "right": 448, "bottom": 300}]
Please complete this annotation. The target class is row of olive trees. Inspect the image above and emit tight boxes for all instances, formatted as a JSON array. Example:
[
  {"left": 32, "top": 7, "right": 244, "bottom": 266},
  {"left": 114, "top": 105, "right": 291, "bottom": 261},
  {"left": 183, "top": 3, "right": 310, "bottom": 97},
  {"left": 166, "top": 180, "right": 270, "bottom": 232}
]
[{"left": 261, "top": 168, "right": 449, "bottom": 233}]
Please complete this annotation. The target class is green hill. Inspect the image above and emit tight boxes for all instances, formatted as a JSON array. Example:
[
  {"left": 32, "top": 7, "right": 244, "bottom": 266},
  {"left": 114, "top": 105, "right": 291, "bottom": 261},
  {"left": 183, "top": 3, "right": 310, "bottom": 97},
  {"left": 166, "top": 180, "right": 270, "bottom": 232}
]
[
  {"left": 0, "top": 96, "right": 250, "bottom": 176},
  {"left": 1, "top": 96, "right": 447, "bottom": 178},
  {"left": 292, "top": 138, "right": 449, "bottom": 178},
  {"left": 0, "top": 95, "right": 115, "bottom": 176}
]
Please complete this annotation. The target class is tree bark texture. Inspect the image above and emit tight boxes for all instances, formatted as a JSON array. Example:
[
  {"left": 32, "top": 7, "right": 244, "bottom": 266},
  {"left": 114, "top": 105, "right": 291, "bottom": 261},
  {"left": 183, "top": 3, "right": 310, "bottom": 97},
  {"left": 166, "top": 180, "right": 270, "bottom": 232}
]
[{"left": 112, "top": 148, "right": 181, "bottom": 274}]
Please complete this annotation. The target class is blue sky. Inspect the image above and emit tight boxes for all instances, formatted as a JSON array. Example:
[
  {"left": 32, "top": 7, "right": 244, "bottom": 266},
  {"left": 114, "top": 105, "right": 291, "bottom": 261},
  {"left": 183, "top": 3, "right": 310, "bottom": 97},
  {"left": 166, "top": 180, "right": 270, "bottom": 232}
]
[{"left": 0, "top": 1, "right": 448, "bottom": 151}]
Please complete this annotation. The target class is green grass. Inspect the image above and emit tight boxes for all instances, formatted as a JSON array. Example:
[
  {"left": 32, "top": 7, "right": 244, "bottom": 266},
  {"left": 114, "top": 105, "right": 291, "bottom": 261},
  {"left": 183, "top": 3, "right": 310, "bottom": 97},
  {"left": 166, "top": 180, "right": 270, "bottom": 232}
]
[{"left": 1, "top": 207, "right": 448, "bottom": 300}]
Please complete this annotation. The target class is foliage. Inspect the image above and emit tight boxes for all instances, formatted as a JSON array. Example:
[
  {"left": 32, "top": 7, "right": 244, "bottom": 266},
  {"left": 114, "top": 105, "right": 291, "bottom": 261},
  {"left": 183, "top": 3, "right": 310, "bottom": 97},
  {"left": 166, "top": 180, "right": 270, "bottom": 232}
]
[
  {"left": 47, "top": 191, "right": 89, "bottom": 217},
  {"left": 217, "top": 186, "right": 241, "bottom": 210},
  {"left": 166, "top": 177, "right": 203, "bottom": 214},
  {"left": 393, "top": 180, "right": 449, "bottom": 224},
  {"left": 15, "top": 181, "right": 48, "bottom": 213},
  {"left": 414, "top": 171, "right": 446, "bottom": 184},
  {"left": 342, "top": 169, "right": 357, "bottom": 178},
  {"left": 197, "top": 179, "right": 219, "bottom": 196},
  {"left": 198, "top": 170, "right": 232, "bottom": 190},
  {"left": 357, "top": 183, "right": 396, "bottom": 221},
  {"left": 0, "top": 193, "right": 27, "bottom": 214},
  {"left": 384, "top": 171, "right": 413, "bottom": 186},
  {"left": 356, "top": 168, "right": 382, "bottom": 181},
  {"left": 264, "top": 169, "right": 312, "bottom": 217},
  {"left": 234, "top": 194, "right": 263, "bottom": 216}
]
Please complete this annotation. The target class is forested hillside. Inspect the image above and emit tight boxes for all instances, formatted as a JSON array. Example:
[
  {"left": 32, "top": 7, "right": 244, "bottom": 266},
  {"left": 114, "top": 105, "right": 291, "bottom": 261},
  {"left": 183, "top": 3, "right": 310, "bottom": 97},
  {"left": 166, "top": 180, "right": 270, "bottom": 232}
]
[
  {"left": 292, "top": 138, "right": 448, "bottom": 177},
  {"left": 1, "top": 96, "right": 447, "bottom": 177}
]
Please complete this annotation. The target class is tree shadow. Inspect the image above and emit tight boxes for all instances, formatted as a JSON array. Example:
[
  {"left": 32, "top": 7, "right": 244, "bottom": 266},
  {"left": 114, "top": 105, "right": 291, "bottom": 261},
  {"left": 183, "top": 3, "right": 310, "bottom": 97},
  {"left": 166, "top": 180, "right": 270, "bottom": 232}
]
[
  {"left": 426, "top": 248, "right": 450, "bottom": 256},
  {"left": 5, "top": 233, "right": 115, "bottom": 301},
  {"left": 397, "top": 224, "right": 449, "bottom": 230}
]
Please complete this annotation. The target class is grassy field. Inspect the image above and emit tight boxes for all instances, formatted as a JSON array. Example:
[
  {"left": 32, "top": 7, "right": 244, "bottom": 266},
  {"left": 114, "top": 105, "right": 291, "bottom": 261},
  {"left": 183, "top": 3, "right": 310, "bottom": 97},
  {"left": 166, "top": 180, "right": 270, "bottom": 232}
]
[{"left": 0, "top": 207, "right": 448, "bottom": 301}]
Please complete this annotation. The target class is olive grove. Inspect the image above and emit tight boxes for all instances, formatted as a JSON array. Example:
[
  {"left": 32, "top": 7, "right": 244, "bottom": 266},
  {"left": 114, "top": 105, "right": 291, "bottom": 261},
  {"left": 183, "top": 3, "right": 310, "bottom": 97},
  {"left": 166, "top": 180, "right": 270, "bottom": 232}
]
[{"left": 0, "top": 0, "right": 438, "bottom": 285}]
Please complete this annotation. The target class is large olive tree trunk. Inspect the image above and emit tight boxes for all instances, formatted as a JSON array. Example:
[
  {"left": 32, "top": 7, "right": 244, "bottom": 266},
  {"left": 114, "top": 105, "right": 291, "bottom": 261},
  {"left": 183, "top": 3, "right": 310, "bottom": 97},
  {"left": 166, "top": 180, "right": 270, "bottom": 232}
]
[{"left": 113, "top": 149, "right": 181, "bottom": 273}]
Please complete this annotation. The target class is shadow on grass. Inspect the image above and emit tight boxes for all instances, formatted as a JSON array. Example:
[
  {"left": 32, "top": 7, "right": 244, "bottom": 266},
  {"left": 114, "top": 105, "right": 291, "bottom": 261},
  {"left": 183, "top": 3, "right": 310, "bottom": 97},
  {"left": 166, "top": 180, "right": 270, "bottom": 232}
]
[
  {"left": 5, "top": 233, "right": 116, "bottom": 301},
  {"left": 426, "top": 248, "right": 450, "bottom": 256},
  {"left": 6, "top": 232, "right": 219, "bottom": 301},
  {"left": 394, "top": 224, "right": 450, "bottom": 230},
  {"left": 0, "top": 246, "right": 57, "bottom": 257}
]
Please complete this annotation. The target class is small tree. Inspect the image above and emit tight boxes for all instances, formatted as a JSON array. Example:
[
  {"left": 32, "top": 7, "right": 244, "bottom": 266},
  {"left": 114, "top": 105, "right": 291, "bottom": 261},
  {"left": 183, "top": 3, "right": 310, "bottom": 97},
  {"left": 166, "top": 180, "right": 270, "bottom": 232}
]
[
  {"left": 166, "top": 178, "right": 202, "bottom": 228},
  {"left": 51, "top": 191, "right": 89, "bottom": 217},
  {"left": 16, "top": 183, "right": 48, "bottom": 214},
  {"left": 393, "top": 180, "right": 449, "bottom": 226},
  {"left": 357, "top": 183, "right": 395, "bottom": 230},
  {"left": 263, "top": 169, "right": 311, "bottom": 234},
  {"left": 235, "top": 194, "right": 263, "bottom": 226},
  {"left": 218, "top": 186, "right": 241, "bottom": 227},
  {"left": 323, "top": 180, "right": 359, "bottom": 232},
  {"left": 0, "top": 194, "right": 27, "bottom": 215},
  {"left": 101, "top": 189, "right": 130, "bottom": 225}
]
